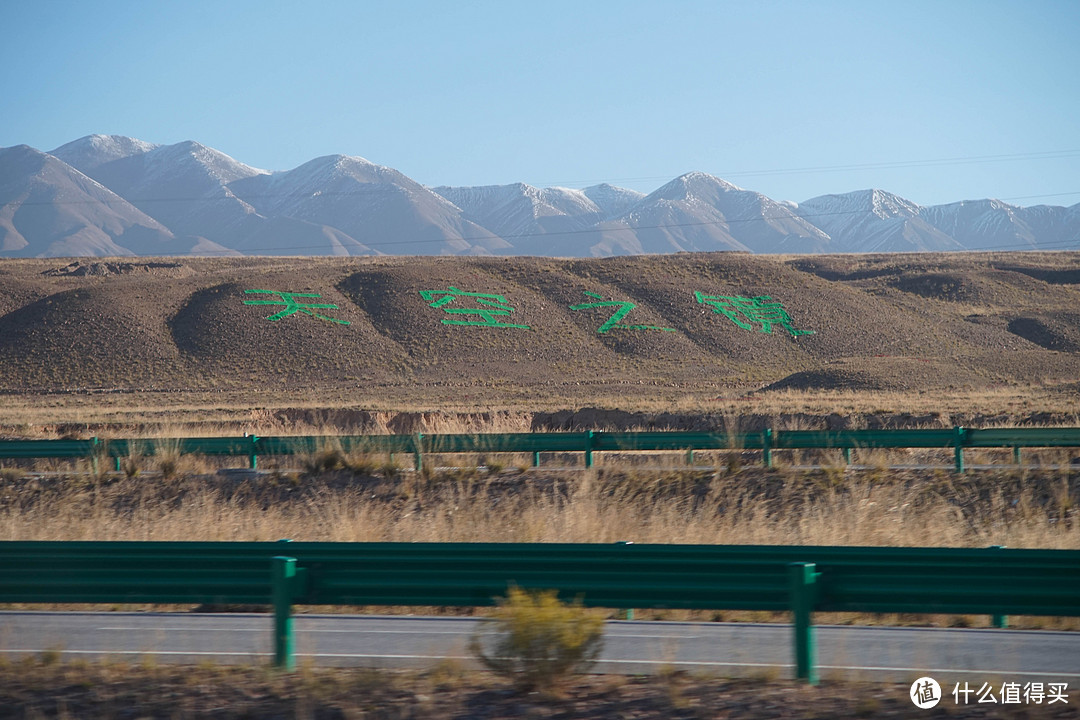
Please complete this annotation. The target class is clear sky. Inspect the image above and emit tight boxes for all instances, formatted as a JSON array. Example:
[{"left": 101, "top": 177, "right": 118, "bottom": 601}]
[{"left": 2, "top": 0, "right": 1078, "bottom": 207}]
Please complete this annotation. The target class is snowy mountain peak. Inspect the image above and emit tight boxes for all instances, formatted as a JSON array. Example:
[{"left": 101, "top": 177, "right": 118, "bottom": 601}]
[
  {"left": 988, "top": 198, "right": 1020, "bottom": 214},
  {"left": 435, "top": 183, "right": 599, "bottom": 213},
  {"left": 582, "top": 183, "right": 645, "bottom": 218},
  {"left": 429, "top": 182, "right": 604, "bottom": 241},
  {"left": 542, "top": 186, "right": 599, "bottom": 211},
  {"left": 648, "top": 172, "right": 744, "bottom": 203},
  {"left": 292, "top": 154, "right": 403, "bottom": 185},
  {"left": 801, "top": 189, "right": 921, "bottom": 220},
  {"left": 865, "top": 189, "right": 921, "bottom": 218},
  {"left": 941, "top": 198, "right": 1020, "bottom": 212},
  {"left": 144, "top": 141, "right": 267, "bottom": 183},
  {"left": 50, "top": 134, "right": 159, "bottom": 171},
  {"left": 796, "top": 189, "right": 962, "bottom": 252},
  {"left": 335, "top": 154, "right": 382, "bottom": 168},
  {"left": 678, "top": 171, "right": 743, "bottom": 192}
]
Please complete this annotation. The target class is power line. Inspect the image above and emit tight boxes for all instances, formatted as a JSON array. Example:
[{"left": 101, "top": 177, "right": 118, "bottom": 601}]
[
  {"left": 531, "top": 149, "right": 1080, "bottom": 188},
  {"left": 148, "top": 207, "right": 938, "bottom": 254},
  {"left": 9, "top": 184, "right": 1079, "bottom": 210},
  {"left": 950, "top": 236, "right": 1080, "bottom": 253},
  {"left": 716, "top": 149, "right": 1080, "bottom": 179},
  {"left": 996, "top": 191, "right": 1080, "bottom": 202}
]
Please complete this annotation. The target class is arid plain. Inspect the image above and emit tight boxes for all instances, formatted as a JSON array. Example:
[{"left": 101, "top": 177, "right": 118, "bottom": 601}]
[{"left": 2, "top": 252, "right": 1080, "bottom": 719}]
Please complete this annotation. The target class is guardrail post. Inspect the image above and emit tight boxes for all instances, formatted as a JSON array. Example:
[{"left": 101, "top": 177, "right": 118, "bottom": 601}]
[
  {"left": 90, "top": 437, "right": 100, "bottom": 475},
  {"left": 413, "top": 433, "right": 424, "bottom": 473},
  {"left": 763, "top": 429, "right": 773, "bottom": 468},
  {"left": 789, "top": 562, "right": 819, "bottom": 684},
  {"left": 272, "top": 556, "right": 297, "bottom": 670},
  {"left": 1013, "top": 446, "right": 1021, "bottom": 466},
  {"left": 585, "top": 431, "right": 595, "bottom": 469},
  {"left": 989, "top": 545, "right": 1008, "bottom": 628},
  {"left": 533, "top": 451, "right": 541, "bottom": 467},
  {"left": 843, "top": 447, "right": 852, "bottom": 465},
  {"left": 616, "top": 541, "right": 634, "bottom": 619},
  {"left": 247, "top": 434, "right": 259, "bottom": 470},
  {"left": 953, "top": 426, "right": 966, "bottom": 473}
]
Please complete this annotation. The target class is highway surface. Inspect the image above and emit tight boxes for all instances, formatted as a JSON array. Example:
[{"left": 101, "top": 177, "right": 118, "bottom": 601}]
[{"left": 1, "top": 612, "right": 1077, "bottom": 684}]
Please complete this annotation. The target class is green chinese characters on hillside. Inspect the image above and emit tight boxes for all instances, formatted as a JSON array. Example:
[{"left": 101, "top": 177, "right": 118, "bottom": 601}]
[
  {"left": 695, "top": 292, "right": 813, "bottom": 337},
  {"left": 243, "top": 290, "right": 351, "bottom": 325},
  {"left": 419, "top": 286, "right": 530, "bottom": 329},
  {"left": 570, "top": 291, "right": 676, "bottom": 334},
  {"left": 237, "top": 285, "right": 813, "bottom": 338}
]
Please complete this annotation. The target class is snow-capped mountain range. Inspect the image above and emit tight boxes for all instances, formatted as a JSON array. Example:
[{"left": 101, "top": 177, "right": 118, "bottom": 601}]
[{"left": 1, "top": 134, "right": 1077, "bottom": 257}]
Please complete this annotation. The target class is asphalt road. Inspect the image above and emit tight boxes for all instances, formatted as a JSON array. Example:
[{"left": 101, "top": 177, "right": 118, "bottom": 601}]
[{"left": 1, "top": 611, "right": 1077, "bottom": 685}]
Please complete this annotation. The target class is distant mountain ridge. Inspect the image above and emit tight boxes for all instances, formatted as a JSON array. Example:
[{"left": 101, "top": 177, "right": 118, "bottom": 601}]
[{"left": 1, "top": 134, "right": 1076, "bottom": 257}]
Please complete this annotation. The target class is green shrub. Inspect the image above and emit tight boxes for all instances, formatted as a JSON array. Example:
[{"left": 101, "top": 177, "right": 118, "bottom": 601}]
[{"left": 468, "top": 587, "right": 605, "bottom": 691}]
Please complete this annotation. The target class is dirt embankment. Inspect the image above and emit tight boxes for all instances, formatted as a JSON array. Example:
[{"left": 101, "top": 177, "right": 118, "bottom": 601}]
[{"left": 0, "top": 252, "right": 1078, "bottom": 408}]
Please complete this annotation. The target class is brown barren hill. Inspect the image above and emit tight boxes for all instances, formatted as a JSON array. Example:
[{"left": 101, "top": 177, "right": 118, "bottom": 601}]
[
  {"left": 170, "top": 277, "right": 409, "bottom": 388},
  {"left": 339, "top": 257, "right": 730, "bottom": 388},
  {"left": 1, "top": 252, "right": 1079, "bottom": 416},
  {"left": 0, "top": 282, "right": 188, "bottom": 390}
]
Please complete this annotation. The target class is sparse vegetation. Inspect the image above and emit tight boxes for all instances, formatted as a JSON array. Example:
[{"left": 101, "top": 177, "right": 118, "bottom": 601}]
[
  {"left": 120, "top": 452, "right": 140, "bottom": 479},
  {"left": 153, "top": 437, "right": 183, "bottom": 479},
  {"left": 1, "top": 656, "right": 1035, "bottom": 719},
  {"left": 1, "top": 463, "right": 1075, "bottom": 554},
  {"left": 469, "top": 587, "right": 605, "bottom": 691}
]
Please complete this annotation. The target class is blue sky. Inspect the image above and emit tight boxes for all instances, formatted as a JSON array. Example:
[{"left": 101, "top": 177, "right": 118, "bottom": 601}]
[{"left": 2, "top": 0, "right": 1078, "bottom": 207}]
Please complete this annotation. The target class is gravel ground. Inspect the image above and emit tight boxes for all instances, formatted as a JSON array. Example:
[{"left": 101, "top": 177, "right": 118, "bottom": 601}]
[{"left": 1, "top": 661, "right": 1076, "bottom": 719}]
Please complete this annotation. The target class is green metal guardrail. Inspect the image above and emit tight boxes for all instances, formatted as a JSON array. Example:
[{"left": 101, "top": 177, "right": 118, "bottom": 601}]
[
  {"left": 1, "top": 427, "right": 1078, "bottom": 473},
  {"left": 2, "top": 541, "right": 1078, "bottom": 682}
]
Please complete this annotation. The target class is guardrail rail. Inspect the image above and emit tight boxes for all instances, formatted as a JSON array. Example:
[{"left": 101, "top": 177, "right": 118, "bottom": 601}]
[
  {"left": 2, "top": 540, "right": 1078, "bottom": 682},
  {"left": 2, "top": 426, "right": 1080, "bottom": 473}
]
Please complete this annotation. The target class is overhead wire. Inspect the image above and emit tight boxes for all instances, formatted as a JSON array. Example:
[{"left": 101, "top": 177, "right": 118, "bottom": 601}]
[
  {"left": 531, "top": 149, "right": 1080, "bottom": 188},
  {"left": 152, "top": 201, "right": 1080, "bottom": 257}
]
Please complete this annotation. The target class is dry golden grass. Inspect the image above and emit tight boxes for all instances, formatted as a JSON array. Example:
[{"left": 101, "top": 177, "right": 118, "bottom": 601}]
[
  {"left": 3, "top": 465, "right": 1075, "bottom": 550},
  {"left": 1, "top": 464, "right": 1077, "bottom": 631},
  {"left": 2, "top": 382, "right": 1077, "bottom": 444}
]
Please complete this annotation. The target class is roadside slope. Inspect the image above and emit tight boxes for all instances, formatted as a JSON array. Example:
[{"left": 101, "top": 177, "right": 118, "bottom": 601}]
[{"left": 1, "top": 252, "right": 1078, "bottom": 399}]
